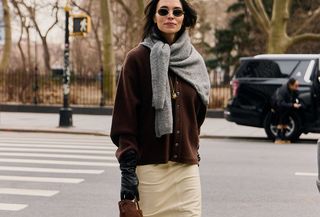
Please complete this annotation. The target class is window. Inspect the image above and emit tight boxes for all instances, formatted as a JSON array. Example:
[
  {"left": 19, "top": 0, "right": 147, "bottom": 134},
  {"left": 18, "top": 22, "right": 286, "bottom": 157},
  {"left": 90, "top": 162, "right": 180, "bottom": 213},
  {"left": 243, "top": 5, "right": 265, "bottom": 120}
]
[{"left": 236, "top": 60, "right": 299, "bottom": 78}]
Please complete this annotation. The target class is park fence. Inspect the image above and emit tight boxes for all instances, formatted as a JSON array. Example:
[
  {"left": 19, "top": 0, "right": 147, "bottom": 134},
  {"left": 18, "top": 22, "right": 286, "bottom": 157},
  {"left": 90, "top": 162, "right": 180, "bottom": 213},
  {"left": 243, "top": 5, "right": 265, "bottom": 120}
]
[{"left": 0, "top": 70, "right": 231, "bottom": 109}]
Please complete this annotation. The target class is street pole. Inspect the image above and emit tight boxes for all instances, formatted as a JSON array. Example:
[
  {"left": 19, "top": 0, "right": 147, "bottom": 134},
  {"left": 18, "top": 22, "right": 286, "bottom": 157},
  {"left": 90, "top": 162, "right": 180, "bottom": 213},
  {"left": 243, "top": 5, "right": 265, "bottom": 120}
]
[
  {"left": 32, "top": 2, "right": 38, "bottom": 105},
  {"left": 99, "top": 66, "right": 105, "bottom": 107},
  {"left": 59, "top": 2, "right": 73, "bottom": 127}
]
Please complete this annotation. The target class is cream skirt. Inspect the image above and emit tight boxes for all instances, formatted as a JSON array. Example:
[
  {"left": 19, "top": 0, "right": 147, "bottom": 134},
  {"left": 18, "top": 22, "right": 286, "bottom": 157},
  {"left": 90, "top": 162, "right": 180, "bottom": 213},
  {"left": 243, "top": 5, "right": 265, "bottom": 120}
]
[{"left": 136, "top": 161, "right": 201, "bottom": 217}]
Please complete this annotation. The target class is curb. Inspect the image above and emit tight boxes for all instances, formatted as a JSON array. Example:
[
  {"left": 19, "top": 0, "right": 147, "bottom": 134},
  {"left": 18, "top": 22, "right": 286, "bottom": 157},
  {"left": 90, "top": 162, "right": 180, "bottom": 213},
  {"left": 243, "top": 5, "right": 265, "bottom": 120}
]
[
  {"left": 0, "top": 127, "right": 108, "bottom": 137},
  {"left": 0, "top": 104, "right": 113, "bottom": 115},
  {"left": 0, "top": 104, "right": 224, "bottom": 118},
  {"left": 0, "top": 127, "right": 267, "bottom": 140}
]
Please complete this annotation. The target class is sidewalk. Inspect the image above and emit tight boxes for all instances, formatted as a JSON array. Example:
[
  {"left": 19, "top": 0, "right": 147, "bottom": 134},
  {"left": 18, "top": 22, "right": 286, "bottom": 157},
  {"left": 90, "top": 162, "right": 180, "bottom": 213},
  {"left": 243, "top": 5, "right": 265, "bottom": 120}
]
[{"left": 0, "top": 112, "right": 319, "bottom": 140}]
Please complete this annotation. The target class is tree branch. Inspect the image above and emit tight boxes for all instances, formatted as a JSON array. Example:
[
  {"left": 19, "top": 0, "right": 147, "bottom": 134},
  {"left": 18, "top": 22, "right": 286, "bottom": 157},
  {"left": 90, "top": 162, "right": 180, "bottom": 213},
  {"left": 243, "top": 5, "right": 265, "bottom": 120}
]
[
  {"left": 44, "top": 3, "right": 59, "bottom": 37},
  {"left": 253, "top": 0, "right": 270, "bottom": 27},
  {"left": 244, "top": 0, "right": 270, "bottom": 34},
  {"left": 19, "top": 2, "right": 44, "bottom": 38},
  {"left": 114, "top": 0, "right": 132, "bottom": 16},
  {"left": 293, "top": 7, "right": 320, "bottom": 35},
  {"left": 11, "top": 0, "right": 26, "bottom": 70},
  {"left": 291, "top": 33, "right": 320, "bottom": 46},
  {"left": 71, "top": 0, "right": 91, "bottom": 15}
]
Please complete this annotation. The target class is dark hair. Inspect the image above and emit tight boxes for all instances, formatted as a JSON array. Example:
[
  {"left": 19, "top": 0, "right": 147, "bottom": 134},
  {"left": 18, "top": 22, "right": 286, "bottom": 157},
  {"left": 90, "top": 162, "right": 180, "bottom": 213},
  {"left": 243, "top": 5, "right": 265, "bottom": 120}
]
[
  {"left": 142, "top": 0, "right": 197, "bottom": 41},
  {"left": 287, "top": 78, "right": 297, "bottom": 86}
]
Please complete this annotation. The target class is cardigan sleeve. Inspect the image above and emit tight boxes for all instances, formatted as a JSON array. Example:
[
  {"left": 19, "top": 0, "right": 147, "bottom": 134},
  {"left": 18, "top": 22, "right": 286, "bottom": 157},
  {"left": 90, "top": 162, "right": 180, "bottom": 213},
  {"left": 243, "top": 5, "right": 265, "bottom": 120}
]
[
  {"left": 197, "top": 102, "right": 207, "bottom": 135},
  {"left": 111, "top": 51, "right": 141, "bottom": 161}
]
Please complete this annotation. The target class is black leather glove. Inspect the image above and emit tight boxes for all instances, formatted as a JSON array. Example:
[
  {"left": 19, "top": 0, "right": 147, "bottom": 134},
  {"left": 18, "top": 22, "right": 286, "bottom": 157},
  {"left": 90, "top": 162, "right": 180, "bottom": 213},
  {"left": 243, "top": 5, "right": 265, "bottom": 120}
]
[{"left": 119, "top": 150, "right": 139, "bottom": 200}]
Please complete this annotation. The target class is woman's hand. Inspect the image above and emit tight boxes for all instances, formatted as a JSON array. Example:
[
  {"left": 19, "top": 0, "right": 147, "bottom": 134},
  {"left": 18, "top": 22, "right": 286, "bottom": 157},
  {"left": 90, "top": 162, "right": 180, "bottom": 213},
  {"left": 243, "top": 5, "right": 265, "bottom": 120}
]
[{"left": 119, "top": 150, "right": 139, "bottom": 200}]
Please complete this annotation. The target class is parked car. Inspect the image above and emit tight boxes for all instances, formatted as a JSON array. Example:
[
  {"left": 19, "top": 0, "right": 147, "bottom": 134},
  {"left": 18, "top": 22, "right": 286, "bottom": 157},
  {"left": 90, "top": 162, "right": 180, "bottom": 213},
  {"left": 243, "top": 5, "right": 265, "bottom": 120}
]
[{"left": 224, "top": 54, "right": 320, "bottom": 140}]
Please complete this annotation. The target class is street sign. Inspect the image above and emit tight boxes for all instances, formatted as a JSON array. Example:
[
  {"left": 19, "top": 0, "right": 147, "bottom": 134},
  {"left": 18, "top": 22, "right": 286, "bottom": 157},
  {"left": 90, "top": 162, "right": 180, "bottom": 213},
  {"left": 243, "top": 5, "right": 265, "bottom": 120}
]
[{"left": 71, "top": 14, "right": 91, "bottom": 36}]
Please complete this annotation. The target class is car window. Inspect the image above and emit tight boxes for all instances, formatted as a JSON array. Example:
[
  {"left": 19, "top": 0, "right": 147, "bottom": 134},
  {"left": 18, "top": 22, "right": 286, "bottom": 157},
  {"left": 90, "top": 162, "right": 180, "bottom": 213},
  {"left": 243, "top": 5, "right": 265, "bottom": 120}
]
[
  {"left": 275, "top": 60, "right": 299, "bottom": 76},
  {"left": 291, "top": 60, "right": 313, "bottom": 82},
  {"left": 236, "top": 60, "right": 299, "bottom": 78}
]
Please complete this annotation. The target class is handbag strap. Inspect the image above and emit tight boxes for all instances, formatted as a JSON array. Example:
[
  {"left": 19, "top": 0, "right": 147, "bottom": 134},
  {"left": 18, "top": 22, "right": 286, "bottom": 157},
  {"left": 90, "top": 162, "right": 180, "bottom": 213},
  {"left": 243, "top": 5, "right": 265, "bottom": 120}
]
[{"left": 135, "top": 199, "right": 141, "bottom": 210}]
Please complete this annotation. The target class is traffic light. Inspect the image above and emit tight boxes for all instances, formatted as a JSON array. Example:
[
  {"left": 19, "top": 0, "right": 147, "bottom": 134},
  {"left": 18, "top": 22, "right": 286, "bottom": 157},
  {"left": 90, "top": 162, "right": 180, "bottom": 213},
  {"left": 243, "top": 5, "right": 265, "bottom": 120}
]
[{"left": 71, "top": 14, "right": 91, "bottom": 36}]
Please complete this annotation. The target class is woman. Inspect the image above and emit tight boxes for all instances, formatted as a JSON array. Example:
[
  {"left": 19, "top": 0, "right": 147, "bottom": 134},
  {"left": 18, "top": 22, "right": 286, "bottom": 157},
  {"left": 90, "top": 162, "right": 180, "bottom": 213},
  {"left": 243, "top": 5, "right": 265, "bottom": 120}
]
[{"left": 111, "top": 0, "right": 210, "bottom": 216}]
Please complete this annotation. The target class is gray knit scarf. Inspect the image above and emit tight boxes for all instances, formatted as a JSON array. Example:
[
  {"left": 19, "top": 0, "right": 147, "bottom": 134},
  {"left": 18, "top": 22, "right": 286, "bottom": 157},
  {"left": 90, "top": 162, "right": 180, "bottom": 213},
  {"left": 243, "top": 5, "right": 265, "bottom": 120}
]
[{"left": 140, "top": 31, "right": 210, "bottom": 138}]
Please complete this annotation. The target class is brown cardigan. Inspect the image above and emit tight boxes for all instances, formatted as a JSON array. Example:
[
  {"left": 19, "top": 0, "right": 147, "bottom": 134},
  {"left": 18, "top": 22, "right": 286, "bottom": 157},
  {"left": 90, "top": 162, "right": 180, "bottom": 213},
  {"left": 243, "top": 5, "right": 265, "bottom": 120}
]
[{"left": 110, "top": 45, "right": 207, "bottom": 165}]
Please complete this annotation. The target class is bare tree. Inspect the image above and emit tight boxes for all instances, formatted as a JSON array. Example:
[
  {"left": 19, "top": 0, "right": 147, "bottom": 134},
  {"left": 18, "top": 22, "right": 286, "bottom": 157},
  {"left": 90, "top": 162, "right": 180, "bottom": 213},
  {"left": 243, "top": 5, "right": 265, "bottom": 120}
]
[
  {"left": 71, "top": 0, "right": 103, "bottom": 67},
  {"left": 11, "top": 0, "right": 28, "bottom": 72},
  {"left": 14, "top": 0, "right": 60, "bottom": 73},
  {"left": 114, "top": 0, "right": 145, "bottom": 48},
  {"left": 0, "top": 0, "right": 12, "bottom": 73},
  {"left": 101, "top": 0, "right": 116, "bottom": 102},
  {"left": 245, "top": 0, "right": 320, "bottom": 53}
]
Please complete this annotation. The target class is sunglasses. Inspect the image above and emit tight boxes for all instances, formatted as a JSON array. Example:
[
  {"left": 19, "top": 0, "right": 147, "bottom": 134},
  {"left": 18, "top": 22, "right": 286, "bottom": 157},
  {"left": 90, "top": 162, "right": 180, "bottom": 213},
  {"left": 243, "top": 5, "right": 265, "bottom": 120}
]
[{"left": 157, "top": 8, "right": 185, "bottom": 17}]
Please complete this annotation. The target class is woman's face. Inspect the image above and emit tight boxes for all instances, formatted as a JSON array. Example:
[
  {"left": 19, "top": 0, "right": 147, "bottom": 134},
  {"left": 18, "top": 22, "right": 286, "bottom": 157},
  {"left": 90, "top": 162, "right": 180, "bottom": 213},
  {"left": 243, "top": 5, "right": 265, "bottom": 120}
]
[{"left": 154, "top": 0, "right": 184, "bottom": 42}]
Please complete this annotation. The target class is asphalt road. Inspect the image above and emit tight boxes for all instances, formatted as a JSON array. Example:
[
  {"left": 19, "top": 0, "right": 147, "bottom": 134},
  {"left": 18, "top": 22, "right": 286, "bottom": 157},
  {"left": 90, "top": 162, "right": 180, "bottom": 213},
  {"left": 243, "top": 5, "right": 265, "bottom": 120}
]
[{"left": 0, "top": 132, "right": 319, "bottom": 217}]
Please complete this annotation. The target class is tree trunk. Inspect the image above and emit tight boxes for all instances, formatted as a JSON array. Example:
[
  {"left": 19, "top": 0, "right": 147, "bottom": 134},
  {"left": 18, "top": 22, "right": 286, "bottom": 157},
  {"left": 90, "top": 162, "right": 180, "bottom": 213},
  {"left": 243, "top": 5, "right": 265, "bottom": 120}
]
[
  {"left": 26, "top": 27, "right": 32, "bottom": 73},
  {"left": 135, "top": 0, "right": 145, "bottom": 42},
  {"left": 246, "top": 0, "right": 320, "bottom": 54},
  {"left": 100, "top": 0, "right": 116, "bottom": 103},
  {"left": 136, "top": 0, "right": 144, "bottom": 16},
  {"left": 267, "top": 0, "right": 291, "bottom": 53},
  {"left": 17, "top": 24, "right": 26, "bottom": 72},
  {"left": 0, "top": 0, "right": 12, "bottom": 73},
  {"left": 40, "top": 36, "right": 51, "bottom": 73}
]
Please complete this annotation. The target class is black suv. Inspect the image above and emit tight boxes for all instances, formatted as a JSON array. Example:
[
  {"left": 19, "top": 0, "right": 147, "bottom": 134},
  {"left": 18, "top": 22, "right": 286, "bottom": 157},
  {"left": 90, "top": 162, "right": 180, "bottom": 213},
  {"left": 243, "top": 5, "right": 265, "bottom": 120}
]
[{"left": 225, "top": 54, "right": 320, "bottom": 140}]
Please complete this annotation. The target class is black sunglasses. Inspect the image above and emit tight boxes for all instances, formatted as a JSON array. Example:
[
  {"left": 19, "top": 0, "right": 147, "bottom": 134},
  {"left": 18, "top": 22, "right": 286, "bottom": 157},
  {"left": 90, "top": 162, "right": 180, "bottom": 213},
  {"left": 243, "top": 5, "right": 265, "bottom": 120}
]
[{"left": 157, "top": 8, "right": 185, "bottom": 17}]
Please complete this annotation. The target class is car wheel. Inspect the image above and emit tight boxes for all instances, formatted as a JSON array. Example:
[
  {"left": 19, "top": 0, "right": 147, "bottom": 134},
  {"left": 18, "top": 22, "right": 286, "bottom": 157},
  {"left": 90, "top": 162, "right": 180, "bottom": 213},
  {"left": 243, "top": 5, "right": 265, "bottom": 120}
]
[{"left": 264, "top": 111, "right": 302, "bottom": 141}]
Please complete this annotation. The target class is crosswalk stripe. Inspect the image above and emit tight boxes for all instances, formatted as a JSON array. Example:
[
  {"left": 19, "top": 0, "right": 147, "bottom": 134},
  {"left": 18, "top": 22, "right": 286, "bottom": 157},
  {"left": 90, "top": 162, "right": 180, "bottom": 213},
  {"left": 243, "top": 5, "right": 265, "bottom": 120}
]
[
  {"left": 0, "top": 136, "right": 111, "bottom": 142},
  {"left": 0, "top": 166, "right": 104, "bottom": 174},
  {"left": 0, "top": 175, "right": 84, "bottom": 184},
  {"left": 0, "top": 147, "right": 114, "bottom": 154},
  {"left": 0, "top": 137, "right": 113, "bottom": 145},
  {"left": 294, "top": 172, "right": 318, "bottom": 177},
  {"left": 0, "top": 134, "right": 117, "bottom": 213},
  {"left": 0, "top": 203, "right": 28, "bottom": 211},
  {"left": 0, "top": 188, "right": 59, "bottom": 197},
  {"left": 0, "top": 152, "right": 115, "bottom": 160},
  {"left": 0, "top": 158, "right": 118, "bottom": 167},
  {"left": 0, "top": 143, "right": 115, "bottom": 150}
]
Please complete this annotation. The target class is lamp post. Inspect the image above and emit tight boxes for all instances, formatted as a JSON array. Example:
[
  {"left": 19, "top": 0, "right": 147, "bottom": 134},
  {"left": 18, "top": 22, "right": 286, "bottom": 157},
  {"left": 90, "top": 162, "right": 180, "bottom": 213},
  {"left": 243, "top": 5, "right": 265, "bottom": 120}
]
[
  {"left": 33, "top": 16, "right": 38, "bottom": 105},
  {"left": 59, "top": 1, "right": 73, "bottom": 127},
  {"left": 99, "top": 66, "right": 105, "bottom": 107}
]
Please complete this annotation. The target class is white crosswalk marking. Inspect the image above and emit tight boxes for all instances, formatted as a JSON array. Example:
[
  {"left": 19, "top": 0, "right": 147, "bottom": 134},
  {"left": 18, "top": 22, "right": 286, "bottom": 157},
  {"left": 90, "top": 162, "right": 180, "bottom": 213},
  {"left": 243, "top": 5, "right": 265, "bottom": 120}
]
[
  {"left": 0, "top": 133, "right": 118, "bottom": 213},
  {"left": 0, "top": 188, "right": 59, "bottom": 197},
  {"left": 0, "top": 147, "right": 113, "bottom": 154},
  {"left": 0, "top": 158, "right": 118, "bottom": 167},
  {"left": 0, "top": 175, "right": 84, "bottom": 183},
  {"left": 0, "top": 152, "right": 114, "bottom": 160},
  {"left": 0, "top": 203, "right": 28, "bottom": 211},
  {"left": 0, "top": 143, "right": 115, "bottom": 150},
  {"left": 0, "top": 166, "right": 104, "bottom": 174}
]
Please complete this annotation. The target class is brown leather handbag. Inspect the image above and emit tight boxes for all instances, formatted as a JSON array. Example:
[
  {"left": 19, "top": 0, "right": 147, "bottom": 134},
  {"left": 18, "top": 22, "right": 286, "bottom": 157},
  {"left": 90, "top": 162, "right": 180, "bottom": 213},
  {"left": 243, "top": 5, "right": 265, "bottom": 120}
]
[{"left": 119, "top": 199, "right": 143, "bottom": 217}]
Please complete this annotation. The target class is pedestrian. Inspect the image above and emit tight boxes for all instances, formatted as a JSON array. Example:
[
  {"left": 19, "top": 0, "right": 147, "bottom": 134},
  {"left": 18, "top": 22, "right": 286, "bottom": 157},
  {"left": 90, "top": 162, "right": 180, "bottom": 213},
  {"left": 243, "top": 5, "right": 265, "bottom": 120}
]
[
  {"left": 110, "top": 0, "right": 211, "bottom": 216},
  {"left": 271, "top": 78, "right": 301, "bottom": 144}
]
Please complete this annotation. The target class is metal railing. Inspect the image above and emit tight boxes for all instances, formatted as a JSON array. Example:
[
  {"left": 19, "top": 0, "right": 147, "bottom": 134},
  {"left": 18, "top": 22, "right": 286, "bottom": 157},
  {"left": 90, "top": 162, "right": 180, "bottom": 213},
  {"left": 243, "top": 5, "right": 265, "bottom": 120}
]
[{"left": 0, "top": 70, "right": 231, "bottom": 109}]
